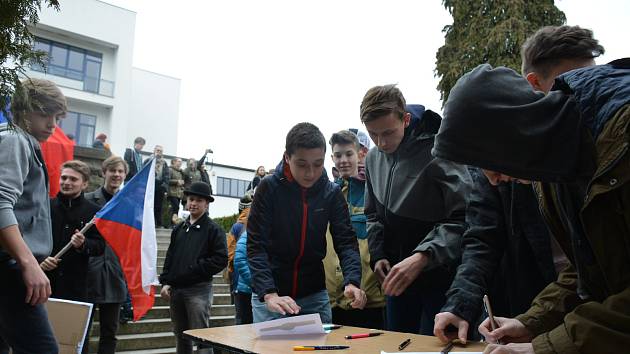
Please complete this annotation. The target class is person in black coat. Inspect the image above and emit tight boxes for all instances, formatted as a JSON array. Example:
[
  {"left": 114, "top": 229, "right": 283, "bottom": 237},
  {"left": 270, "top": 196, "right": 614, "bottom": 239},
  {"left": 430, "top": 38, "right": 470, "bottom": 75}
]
[
  {"left": 85, "top": 156, "right": 129, "bottom": 354},
  {"left": 159, "top": 182, "right": 227, "bottom": 354},
  {"left": 123, "top": 136, "right": 145, "bottom": 182},
  {"left": 40, "top": 160, "right": 105, "bottom": 354}
]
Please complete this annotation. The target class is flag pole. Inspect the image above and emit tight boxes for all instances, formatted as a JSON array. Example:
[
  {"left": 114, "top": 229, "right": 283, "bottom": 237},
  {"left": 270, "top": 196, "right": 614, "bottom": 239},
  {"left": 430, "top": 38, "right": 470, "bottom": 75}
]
[{"left": 54, "top": 218, "right": 95, "bottom": 259}]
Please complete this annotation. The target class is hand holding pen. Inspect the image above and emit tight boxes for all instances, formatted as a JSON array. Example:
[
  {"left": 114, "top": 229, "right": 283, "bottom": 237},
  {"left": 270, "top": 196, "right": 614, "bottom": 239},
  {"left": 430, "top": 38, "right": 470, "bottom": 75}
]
[{"left": 478, "top": 316, "right": 534, "bottom": 344}]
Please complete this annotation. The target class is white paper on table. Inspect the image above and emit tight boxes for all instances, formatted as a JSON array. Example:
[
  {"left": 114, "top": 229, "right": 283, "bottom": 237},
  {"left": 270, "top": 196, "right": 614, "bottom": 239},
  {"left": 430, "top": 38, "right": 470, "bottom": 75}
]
[
  {"left": 253, "top": 313, "right": 326, "bottom": 337},
  {"left": 381, "top": 352, "right": 482, "bottom": 354}
]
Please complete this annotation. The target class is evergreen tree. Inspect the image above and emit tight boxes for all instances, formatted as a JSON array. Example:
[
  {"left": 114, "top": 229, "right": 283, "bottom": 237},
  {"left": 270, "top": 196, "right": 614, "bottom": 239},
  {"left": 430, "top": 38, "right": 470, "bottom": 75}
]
[
  {"left": 435, "top": 0, "right": 565, "bottom": 105},
  {"left": 0, "top": 0, "right": 60, "bottom": 117}
]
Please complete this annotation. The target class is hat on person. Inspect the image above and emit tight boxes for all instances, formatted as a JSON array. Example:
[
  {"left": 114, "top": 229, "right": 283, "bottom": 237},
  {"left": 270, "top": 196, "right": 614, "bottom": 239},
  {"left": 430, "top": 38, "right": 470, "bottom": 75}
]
[
  {"left": 238, "top": 190, "right": 254, "bottom": 212},
  {"left": 96, "top": 133, "right": 107, "bottom": 141},
  {"left": 349, "top": 128, "right": 371, "bottom": 149},
  {"left": 184, "top": 181, "right": 214, "bottom": 202}
]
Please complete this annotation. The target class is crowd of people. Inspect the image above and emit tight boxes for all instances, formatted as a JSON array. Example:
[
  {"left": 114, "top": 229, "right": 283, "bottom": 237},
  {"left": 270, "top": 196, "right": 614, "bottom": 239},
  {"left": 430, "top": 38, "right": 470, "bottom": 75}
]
[{"left": 0, "top": 24, "right": 629, "bottom": 354}]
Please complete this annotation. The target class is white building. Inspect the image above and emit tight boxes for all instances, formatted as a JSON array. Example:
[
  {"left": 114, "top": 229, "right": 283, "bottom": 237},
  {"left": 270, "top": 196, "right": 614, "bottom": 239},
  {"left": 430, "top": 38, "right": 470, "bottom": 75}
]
[{"left": 24, "top": 0, "right": 180, "bottom": 154}]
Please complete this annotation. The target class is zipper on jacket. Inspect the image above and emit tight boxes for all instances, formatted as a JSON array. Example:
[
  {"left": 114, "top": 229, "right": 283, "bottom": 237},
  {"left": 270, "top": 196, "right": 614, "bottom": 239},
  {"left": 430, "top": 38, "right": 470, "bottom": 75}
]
[
  {"left": 292, "top": 188, "right": 309, "bottom": 298},
  {"left": 383, "top": 152, "right": 399, "bottom": 218}
]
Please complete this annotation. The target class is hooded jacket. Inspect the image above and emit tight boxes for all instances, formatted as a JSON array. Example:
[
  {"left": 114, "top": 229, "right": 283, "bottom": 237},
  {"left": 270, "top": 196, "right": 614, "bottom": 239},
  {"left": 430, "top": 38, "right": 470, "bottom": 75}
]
[
  {"left": 0, "top": 124, "right": 52, "bottom": 263},
  {"left": 324, "top": 167, "right": 385, "bottom": 310},
  {"left": 433, "top": 60, "right": 630, "bottom": 354},
  {"left": 247, "top": 159, "right": 362, "bottom": 300},
  {"left": 365, "top": 105, "right": 471, "bottom": 292}
]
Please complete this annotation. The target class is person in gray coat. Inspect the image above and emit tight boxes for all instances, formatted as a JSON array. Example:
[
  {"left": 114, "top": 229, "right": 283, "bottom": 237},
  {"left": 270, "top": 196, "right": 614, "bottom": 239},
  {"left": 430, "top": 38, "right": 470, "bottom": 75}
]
[{"left": 85, "top": 156, "right": 129, "bottom": 354}]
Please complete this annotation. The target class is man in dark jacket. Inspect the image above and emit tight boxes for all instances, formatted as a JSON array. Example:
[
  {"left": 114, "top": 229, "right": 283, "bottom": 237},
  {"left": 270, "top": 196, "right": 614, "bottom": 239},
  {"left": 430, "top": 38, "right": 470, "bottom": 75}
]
[
  {"left": 159, "top": 181, "right": 227, "bottom": 354},
  {"left": 123, "top": 136, "right": 145, "bottom": 182},
  {"left": 151, "top": 145, "right": 170, "bottom": 227},
  {"left": 360, "top": 85, "right": 471, "bottom": 335},
  {"left": 85, "top": 156, "right": 129, "bottom": 354},
  {"left": 434, "top": 25, "right": 604, "bottom": 344},
  {"left": 40, "top": 160, "right": 105, "bottom": 354},
  {"left": 433, "top": 59, "right": 630, "bottom": 353},
  {"left": 247, "top": 122, "right": 365, "bottom": 324}
]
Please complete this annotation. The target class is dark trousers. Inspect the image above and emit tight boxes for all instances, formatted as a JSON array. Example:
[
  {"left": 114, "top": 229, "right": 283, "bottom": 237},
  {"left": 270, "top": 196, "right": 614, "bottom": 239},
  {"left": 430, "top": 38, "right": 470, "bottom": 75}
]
[
  {"left": 90, "top": 303, "right": 121, "bottom": 354},
  {"left": 0, "top": 262, "right": 58, "bottom": 354},
  {"left": 331, "top": 306, "right": 385, "bottom": 330},
  {"left": 234, "top": 292, "right": 253, "bottom": 325},
  {"left": 170, "top": 283, "right": 213, "bottom": 354},
  {"left": 154, "top": 184, "right": 166, "bottom": 227},
  {"left": 385, "top": 285, "right": 446, "bottom": 335},
  {"left": 168, "top": 196, "right": 181, "bottom": 219}
]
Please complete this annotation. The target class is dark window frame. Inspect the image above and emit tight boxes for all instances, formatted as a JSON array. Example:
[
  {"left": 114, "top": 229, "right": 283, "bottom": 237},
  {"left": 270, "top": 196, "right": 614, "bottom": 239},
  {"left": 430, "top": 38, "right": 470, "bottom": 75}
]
[
  {"left": 31, "top": 37, "right": 103, "bottom": 93},
  {"left": 216, "top": 176, "right": 249, "bottom": 198},
  {"left": 59, "top": 111, "right": 97, "bottom": 147}
]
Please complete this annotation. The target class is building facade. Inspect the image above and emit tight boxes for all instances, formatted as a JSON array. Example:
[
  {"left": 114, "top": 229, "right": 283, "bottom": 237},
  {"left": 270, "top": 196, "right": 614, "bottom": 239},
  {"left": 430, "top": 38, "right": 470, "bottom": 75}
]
[{"left": 24, "top": 0, "right": 180, "bottom": 155}]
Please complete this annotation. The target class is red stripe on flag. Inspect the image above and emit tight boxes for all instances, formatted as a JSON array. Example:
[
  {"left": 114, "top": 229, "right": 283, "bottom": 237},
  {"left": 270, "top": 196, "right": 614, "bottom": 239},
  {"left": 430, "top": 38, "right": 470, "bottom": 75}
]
[
  {"left": 94, "top": 218, "right": 155, "bottom": 321},
  {"left": 40, "top": 127, "right": 75, "bottom": 197}
]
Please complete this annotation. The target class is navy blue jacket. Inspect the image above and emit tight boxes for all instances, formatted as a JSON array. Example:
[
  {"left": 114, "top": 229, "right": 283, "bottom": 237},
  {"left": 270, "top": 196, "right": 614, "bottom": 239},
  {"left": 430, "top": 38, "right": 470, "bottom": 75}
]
[{"left": 247, "top": 160, "right": 361, "bottom": 300}]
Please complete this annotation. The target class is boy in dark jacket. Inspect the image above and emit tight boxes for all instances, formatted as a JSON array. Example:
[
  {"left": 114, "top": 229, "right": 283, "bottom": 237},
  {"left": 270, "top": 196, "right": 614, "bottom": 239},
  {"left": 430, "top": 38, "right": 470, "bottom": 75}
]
[
  {"left": 433, "top": 58, "right": 630, "bottom": 354},
  {"left": 434, "top": 25, "right": 604, "bottom": 344},
  {"left": 360, "top": 85, "right": 471, "bottom": 335},
  {"left": 40, "top": 160, "right": 105, "bottom": 354},
  {"left": 159, "top": 181, "right": 227, "bottom": 354},
  {"left": 247, "top": 122, "right": 365, "bottom": 323}
]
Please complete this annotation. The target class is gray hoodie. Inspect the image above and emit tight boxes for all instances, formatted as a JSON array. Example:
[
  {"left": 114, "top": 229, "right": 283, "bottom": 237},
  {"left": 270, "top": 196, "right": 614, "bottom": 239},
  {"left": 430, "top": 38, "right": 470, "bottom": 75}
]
[{"left": 0, "top": 123, "right": 53, "bottom": 262}]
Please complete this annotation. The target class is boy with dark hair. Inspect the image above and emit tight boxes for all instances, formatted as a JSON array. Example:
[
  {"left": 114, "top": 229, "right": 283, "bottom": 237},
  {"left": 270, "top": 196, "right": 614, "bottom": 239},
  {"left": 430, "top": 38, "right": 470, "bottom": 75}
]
[
  {"left": 323, "top": 130, "right": 385, "bottom": 329},
  {"left": 360, "top": 85, "right": 471, "bottom": 335},
  {"left": 40, "top": 160, "right": 105, "bottom": 354},
  {"left": 160, "top": 181, "right": 227, "bottom": 354},
  {"left": 434, "top": 25, "right": 604, "bottom": 344},
  {"left": 433, "top": 55, "right": 630, "bottom": 352},
  {"left": 247, "top": 122, "right": 365, "bottom": 323},
  {"left": 124, "top": 136, "right": 146, "bottom": 182},
  {"left": 0, "top": 78, "right": 66, "bottom": 353}
]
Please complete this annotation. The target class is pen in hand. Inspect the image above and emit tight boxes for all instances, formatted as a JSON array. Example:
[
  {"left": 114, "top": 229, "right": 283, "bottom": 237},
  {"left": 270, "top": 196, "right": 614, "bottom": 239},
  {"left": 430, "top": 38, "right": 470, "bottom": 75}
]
[{"left": 483, "top": 294, "right": 502, "bottom": 344}]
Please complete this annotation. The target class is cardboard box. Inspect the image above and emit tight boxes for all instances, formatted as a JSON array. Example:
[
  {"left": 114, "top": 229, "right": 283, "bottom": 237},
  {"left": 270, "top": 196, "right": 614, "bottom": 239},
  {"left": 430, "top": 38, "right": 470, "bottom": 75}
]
[{"left": 45, "top": 298, "right": 93, "bottom": 354}]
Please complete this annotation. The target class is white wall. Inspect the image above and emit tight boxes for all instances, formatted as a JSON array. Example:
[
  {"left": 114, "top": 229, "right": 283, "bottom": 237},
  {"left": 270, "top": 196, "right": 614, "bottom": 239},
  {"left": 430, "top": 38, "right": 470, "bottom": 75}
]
[
  {"left": 206, "top": 164, "right": 256, "bottom": 218},
  {"left": 129, "top": 68, "right": 181, "bottom": 155},
  {"left": 37, "top": 0, "right": 136, "bottom": 154}
]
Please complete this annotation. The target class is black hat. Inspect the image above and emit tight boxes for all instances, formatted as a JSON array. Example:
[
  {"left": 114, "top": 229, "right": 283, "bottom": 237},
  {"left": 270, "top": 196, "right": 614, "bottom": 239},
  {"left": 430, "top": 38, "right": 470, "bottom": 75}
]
[{"left": 184, "top": 181, "right": 214, "bottom": 202}]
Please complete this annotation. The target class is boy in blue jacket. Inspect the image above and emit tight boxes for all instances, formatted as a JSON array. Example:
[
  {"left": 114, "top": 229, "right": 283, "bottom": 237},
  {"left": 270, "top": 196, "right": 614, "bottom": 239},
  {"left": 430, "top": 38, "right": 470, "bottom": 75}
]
[{"left": 247, "top": 122, "right": 366, "bottom": 323}]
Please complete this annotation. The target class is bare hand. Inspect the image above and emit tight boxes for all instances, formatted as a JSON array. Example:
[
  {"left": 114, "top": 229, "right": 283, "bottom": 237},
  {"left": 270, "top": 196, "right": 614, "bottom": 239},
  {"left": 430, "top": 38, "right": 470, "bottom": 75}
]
[
  {"left": 22, "top": 261, "right": 52, "bottom": 305},
  {"left": 434, "top": 312, "right": 469, "bottom": 344},
  {"left": 382, "top": 252, "right": 428, "bottom": 296},
  {"left": 264, "top": 293, "right": 301, "bottom": 315},
  {"left": 479, "top": 317, "right": 533, "bottom": 344},
  {"left": 373, "top": 259, "right": 391, "bottom": 284},
  {"left": 70, "top": 229, "right": 85, "bottom": 249},
  {"left": 343, "top": 284, "right": 367, "bottom": 309},
  {"left": 160, "top": 285, "right": 171, "bottom": 301},
  {"left": 483, "top": 343, "right": 534, "bottom": 354},
  {"left": 40, "top": 257, "right": 60, "bottom": 272}
]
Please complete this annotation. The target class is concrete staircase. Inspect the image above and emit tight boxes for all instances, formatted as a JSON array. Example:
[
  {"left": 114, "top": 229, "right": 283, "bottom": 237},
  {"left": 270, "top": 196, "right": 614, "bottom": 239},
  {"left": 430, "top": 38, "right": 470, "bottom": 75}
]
[{"left": 88, "top": 228, "right": 236, "bottom": 353}]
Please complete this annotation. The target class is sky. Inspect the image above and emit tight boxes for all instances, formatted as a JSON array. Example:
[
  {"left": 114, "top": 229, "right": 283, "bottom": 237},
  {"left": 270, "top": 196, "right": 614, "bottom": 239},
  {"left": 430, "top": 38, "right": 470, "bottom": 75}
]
[{"left": 102, "top": 0, "right": 628, "bottom": 174}]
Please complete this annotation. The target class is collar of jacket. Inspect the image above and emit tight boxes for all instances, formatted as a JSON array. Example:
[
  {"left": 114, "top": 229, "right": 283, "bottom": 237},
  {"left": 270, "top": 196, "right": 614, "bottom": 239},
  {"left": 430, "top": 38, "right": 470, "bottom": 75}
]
[
  {"left": 273, "top": 157, "right": 330, "bottom": 195},
  {"left": 392, "top": 105, "right": 441, "bottom": 156},
  {"left": 182, "top": 213, "right": 210, "bottom": 232},
  {"left": 55, "top": 191, "right": 86, "bottom": 209}
]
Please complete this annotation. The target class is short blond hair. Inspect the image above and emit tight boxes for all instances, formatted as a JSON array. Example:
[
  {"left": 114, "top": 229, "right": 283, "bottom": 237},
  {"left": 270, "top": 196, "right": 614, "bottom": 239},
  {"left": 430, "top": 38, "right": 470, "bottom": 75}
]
[{"left": 11, "top": 78, "right": 67, "bottom": 125}]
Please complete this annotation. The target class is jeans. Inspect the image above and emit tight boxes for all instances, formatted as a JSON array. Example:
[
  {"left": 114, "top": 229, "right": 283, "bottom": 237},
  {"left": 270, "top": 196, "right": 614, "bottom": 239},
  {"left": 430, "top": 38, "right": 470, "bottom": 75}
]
[
  {"left": 234, "top": 292, "right": 253, "bottom": 325},
  {"left": 169, "top": 282, "right": 213, "bottom": 354},
  {"left": 251, "top": 290, "right": 332, "bottom": 324},
  {"left": 385, "top": 285, "right": 447, "bottom": 335},
  {"left": 0, "top": 262, "right": 58, "bottom": 354}
]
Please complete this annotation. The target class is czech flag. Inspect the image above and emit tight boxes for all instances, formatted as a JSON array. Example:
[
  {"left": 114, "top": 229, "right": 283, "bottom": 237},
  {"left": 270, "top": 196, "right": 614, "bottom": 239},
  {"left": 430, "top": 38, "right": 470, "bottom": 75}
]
[
  {"left": 94, "top": 158, "right": 159, "bottom": 321},
  {"left": 41, "top": 127, "right": 75, "bottom": 197}
]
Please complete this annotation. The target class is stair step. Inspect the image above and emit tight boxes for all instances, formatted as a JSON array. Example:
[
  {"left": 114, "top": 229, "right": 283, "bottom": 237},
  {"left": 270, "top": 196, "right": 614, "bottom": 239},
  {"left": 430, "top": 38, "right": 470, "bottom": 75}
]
[
  {"left": 91, "top": 331, "right": 175, "bottom": 351},
  {"left": 116, "top": 348, "right": 176, "bottom": 354},
  {"left": 91, "top": 311, "right": 235, "bottom": 335}
]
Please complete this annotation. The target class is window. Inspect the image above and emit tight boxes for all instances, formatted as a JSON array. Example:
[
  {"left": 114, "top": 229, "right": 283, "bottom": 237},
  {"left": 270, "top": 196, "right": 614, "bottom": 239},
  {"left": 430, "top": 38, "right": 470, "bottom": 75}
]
[
  {"left": 216, "top": 177, "right": 250, "bottom": 198},
  {"left": 31, "top": 37, "right": 103, "bottom": 93},
  {"left": 59, "top": 111, "right": 96, "bottom": 147}
]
